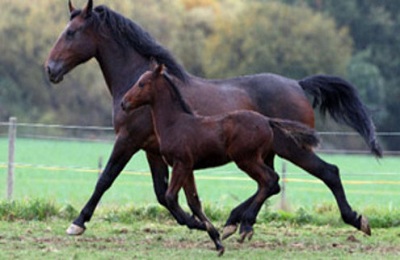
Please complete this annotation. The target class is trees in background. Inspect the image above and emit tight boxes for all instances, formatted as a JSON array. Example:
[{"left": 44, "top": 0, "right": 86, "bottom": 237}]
[
  {"left": 283, "top": 0, "right": 400, "bottom": 149},
  {"left": 0, "top": 0, "right": 399, "bottom": 148}
]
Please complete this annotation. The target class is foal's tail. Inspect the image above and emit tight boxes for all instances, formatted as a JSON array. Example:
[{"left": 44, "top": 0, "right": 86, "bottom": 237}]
[
  {"left": 269, "top": 118, "right": 320, "bottom": 151},
  {"left": 298, "top": 75, "right": 382, "bottom": 157}
]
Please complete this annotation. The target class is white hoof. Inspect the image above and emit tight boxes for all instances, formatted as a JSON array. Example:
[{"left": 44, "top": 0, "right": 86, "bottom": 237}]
[
  {"left": 360, "top": 215, "right": 371, "bottom": 236},
  {"left": 66, "top": 224, "right": 85, "bottom": 236}
]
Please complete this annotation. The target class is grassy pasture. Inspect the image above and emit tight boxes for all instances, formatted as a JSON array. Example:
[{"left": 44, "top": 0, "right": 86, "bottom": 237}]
[
  {"left": 1, "top": 138, "right": 399, "bottom": 212},
  {"left": 0, "top": 138, "right": 400, "bottom": 259},
  {"left": 1, "top": 219, "right": 400, "bottom": 259}
]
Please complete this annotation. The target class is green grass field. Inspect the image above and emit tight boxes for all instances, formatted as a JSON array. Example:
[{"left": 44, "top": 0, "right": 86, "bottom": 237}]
[
  {"left": 1, "top": 138, "right": 400, "bottom": 259},
  {"left": 1, "top": 219, "right": 400, "bottom": 259},
  {"left": 1, "top": 138, "right": 399, "bottom": 213}
]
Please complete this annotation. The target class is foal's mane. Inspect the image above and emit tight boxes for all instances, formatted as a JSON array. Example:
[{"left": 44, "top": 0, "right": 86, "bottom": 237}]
[
  {"left": 83, "top": 5, "right": 189, "bottom": 82},
  {"left": 162, "top": 73, "right": 194, "bottom": 115}
]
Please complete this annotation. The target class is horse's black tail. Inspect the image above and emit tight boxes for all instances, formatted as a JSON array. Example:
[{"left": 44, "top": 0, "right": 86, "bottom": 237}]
[
  {"left": 269, "top": 118, "right": 320, "bottom": 151},
  {"left": 298, "top": 75, "right": 382, "bottom": 157}
]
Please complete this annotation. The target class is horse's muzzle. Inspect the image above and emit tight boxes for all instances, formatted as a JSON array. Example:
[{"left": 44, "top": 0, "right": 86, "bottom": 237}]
[{"left": 46, "top": 60, "right": 65, "bottom": 84}]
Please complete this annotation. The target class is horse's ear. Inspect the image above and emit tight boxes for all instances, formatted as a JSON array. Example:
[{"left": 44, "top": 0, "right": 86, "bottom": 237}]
[
  {"left": 68, "top": 0, "right": 76, "bottom": 13},
  {"left": 82, "top": 0, "right": 93, "bottom": 18}
]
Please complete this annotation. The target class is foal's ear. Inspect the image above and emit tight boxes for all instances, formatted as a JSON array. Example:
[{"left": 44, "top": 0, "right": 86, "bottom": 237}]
[
  {"left": 149, "top": 57, "right": 159, "bottom": 71},
  {"left": 68, "top": 0, "right": 76, "bottom": 13},
  {"left": 154, "top": 64, "right": 165, "bottom": 77},
  {"left": 82, "top": 0, "right": 93, "bottom": 18}
]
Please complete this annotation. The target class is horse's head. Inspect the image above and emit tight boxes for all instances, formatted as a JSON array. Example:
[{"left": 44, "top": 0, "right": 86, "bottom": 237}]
[
  {"left": 45, "top": 0, "right": 98, "bottom": 83},
  {"left": 121, "top": 64, "right": 165, "bottom": 112}
]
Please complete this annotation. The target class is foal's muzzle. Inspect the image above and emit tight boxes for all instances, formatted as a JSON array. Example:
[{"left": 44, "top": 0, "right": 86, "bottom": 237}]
[{"left": 120, "top": 100, "right": 131, "bottom": 112}]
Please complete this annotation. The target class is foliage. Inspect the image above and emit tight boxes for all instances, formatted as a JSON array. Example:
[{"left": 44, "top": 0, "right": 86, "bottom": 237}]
[
  {"left": 283, "top": 0, "right": 400, "bottom": 148},
  {"left": 0, "top": 199, "right": 58, "bottom": 221},
  {"left": 203, "top": 1, "right": 352, "bottom": 79}
]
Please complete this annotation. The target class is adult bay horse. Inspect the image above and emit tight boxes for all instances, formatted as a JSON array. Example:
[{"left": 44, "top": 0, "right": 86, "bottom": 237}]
[
  {"left": 121, "top": 64, "right": 321, "bottom": 254},
  {"left": 45, "top": 0, "right": 380, "bottom": 237}
]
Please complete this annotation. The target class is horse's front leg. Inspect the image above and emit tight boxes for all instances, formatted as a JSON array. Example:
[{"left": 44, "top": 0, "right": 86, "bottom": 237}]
[
  {"left": 146, "top": 152, "right": 169, "bottom": 207},
  {"left": 66, "top": 133, "right": 139, "bottom": 235}
]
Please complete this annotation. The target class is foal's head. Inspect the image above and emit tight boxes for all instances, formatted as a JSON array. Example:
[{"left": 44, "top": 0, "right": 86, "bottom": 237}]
[{"left": 121, "top": 64, "right": 165, "bottom": 112}]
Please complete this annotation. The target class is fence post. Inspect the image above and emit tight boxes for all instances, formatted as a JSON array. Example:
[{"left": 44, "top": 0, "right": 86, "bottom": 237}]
[
  {"left": 280, "top": 161, "right": 288, "bottom": 211},
  {"left": 98, "top": 156, "right": 103, "bottom": 179},
  {"left": 7, "top": 117, "right": 17, "bottom": 200}
]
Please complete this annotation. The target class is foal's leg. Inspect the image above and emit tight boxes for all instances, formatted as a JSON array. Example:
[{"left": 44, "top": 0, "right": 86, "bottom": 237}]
[
  {"left": 223, "top": 159, "right": 279, "bottom": 242},
  {"left": 280, "top": 148, "right": 371, "bottom": 235},
  {"left": 165, "top": 162, "right": 224, "bottom": 255},
  {"left": 164, "top": 163, "right": 205, "bottom": 230},
  {"left": 183, "top": 173, "right": 224, "bottom": 255},
  {"left": 223, "top": 153, "right": 280, "bottom": 239}
]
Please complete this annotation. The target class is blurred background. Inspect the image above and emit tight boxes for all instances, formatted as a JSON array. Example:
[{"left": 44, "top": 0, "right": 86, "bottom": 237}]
[{"left": 0, "top": 0, "right": 398, "bottom": 150}]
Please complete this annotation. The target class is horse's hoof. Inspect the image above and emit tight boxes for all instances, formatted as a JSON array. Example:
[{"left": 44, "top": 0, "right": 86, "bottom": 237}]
[
  {"left": 238, "top": 229, "right": 254, "bottom": 243},
  {"left": 66, "top": 224, "right": 85, "bottom": 236},
  {"left": 238, "top": 224, "right": 254, "bottom": 243},
  {"left": 360, "top": 215, "right": 371, "bottom": 236},
  {"left": 216, "top": 245, "right": 225, "bottom": 257},
  {"left": 222, "top": 225, "right": 237, "bottom": 240}
]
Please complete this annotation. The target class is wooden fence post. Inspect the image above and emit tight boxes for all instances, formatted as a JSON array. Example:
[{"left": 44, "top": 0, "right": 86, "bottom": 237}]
[
  {"left": 7, "top": 117, "right": 17, "bottom": 200},
  {"left": 98, "top": 156, "right": 103, "bottom": 179}
]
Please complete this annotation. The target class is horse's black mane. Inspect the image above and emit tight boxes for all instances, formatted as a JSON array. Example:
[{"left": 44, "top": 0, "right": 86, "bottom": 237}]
[
  {"left": 90, "top": 5, "right": 188, "bottom": 82},
  {"left": 162, "top": 73, "right": 194, "bottom": 115}
]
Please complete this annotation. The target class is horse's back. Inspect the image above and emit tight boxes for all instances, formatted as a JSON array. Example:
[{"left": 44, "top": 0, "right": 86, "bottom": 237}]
[{"left": 189, "top": 73, "right": 315, "bottom": 128}]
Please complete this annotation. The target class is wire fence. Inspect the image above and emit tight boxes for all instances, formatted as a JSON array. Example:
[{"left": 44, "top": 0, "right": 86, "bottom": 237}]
[{"left": 1, "top": 117, "right": 399, "bottom": 204}]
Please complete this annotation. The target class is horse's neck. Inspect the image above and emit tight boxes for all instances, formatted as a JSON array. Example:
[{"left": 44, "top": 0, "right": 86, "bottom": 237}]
[{"left": 95, "top": 43, "right": 149, "bottom": 102}]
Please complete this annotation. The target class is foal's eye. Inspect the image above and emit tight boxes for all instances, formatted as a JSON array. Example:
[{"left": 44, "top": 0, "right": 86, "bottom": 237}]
[
  {"left": 66, "top": 29, "right": 76, "bottom": 39},
  {"left": 138, "top": 82, "right": 145, "bottom": 88}
]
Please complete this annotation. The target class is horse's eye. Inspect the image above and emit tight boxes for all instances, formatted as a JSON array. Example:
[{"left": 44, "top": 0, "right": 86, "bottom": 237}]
[{"left": 138, "top": 82, "right": 145, "bottom": 88}]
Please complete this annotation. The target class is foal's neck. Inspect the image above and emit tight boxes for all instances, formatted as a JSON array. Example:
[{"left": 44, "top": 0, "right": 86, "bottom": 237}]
[{"left": 150, "top": 80, "right": 195, "bottom": 133}]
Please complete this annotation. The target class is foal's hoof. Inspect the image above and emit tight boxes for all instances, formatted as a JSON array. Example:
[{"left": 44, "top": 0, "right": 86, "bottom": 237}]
[
  {"left": 222, "top": 225, "right": 237, "bottom": 240},
  {"left": 66, "top": 223, "right": 85, "bottom": 236},
  {"left": 360, "top": 215, "right": 371, "bottom": 236}
]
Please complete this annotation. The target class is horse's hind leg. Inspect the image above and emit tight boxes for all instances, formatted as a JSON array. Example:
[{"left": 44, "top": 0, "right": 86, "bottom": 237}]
[
  {"left": 222, "top": 153, "right": 280, "bottom": 240},
  {"left": 282, "top": 149, "right": 371, "bottom": 235},
  {"left": 183, "top": 173, "right": 224, "bottom": 255},
  {"left": 223, "top": 159, "right": 279, "bottom": 242}
]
